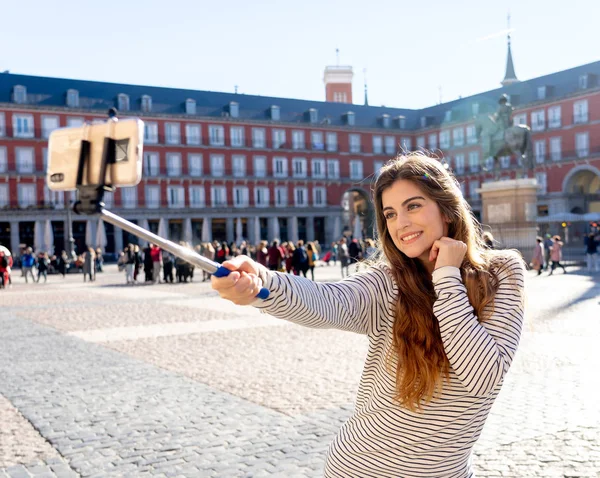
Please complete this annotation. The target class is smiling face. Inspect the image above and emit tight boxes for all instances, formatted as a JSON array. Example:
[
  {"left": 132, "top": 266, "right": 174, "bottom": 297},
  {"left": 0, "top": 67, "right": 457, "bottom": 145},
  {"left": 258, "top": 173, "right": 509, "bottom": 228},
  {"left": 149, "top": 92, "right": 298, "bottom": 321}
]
[{"left": 382, "top": 179, "right": 448, "bottom": 264}]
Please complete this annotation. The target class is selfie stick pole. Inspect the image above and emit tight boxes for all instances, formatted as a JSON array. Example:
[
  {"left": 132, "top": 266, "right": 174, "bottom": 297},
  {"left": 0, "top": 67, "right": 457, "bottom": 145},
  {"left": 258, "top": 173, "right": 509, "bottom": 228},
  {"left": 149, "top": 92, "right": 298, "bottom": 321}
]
[{"left": 71, "top": 108, "right": 269, "bottom": 300}]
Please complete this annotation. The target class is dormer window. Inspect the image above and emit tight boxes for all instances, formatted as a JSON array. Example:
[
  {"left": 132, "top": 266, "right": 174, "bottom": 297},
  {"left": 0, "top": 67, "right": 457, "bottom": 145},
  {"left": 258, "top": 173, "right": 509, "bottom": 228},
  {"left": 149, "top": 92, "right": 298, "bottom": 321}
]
[
  {"left": 395, "top": 116, "right": 406, "bottom": 129},
  {"left": 12, "top": 85, "right": 26, "bottom": 104},
  {"left": 381, "top": 114, "right": 391, "bottom": 128},
  {"left": 420, "top": 116, "right": 428, "bottom": 128},
  {"left": 118, "top": 94, "right": 130, "bottom": 112},
  {"left": 66, "top": 89, "right": 79, "bottom": 107},
  {"left": 185, "top": 98, "right": 196, "bottom": 115},
  {"left": 307, "top": 108, "right": 318, "bottom": 123},
  {"left": 141, "top": 95, "right": 152, "bottom": 113},
  {"left": 471, "top": 103, "right": 479, "bottom": 116},
  {"left": 229, "top": 101, "right": 239, "bottom": 118},
  {"left": 444, "top": 110, "right": 452, "bottom": 122},
  {"left": 345, "top": 111, "right": 355, "bottom": 126},
  {"left": 580, "top": 74, "right": 589, "bottom": 89},
  {"left": 270, "top": 105, "right": 280, "bottom": 121},
  {"left": 537, "top": 86, "right": 547, "bottom": 100}
]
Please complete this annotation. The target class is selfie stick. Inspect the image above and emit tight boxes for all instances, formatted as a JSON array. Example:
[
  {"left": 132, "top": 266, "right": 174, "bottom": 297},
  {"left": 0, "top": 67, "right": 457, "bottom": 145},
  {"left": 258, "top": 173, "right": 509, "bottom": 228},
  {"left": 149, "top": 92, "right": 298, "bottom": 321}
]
[{"left": 71, "top": 109, "right": 269, "bottom": 300}]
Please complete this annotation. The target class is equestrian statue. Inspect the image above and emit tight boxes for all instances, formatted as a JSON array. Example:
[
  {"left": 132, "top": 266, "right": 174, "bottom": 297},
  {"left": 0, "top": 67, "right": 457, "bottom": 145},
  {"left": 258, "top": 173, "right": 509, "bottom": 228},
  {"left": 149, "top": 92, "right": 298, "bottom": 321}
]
[{"left": 474, "top": 94, "right": 534, "bottom": 178}]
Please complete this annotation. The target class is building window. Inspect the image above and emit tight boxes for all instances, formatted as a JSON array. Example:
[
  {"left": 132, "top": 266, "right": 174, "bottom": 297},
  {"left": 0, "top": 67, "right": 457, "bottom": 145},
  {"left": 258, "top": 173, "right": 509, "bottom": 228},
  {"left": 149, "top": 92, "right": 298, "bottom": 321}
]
[
  {"left": 0, "top": 112, "right": 5, "bottom": 137},
  {"left": 167, "top": 186, "right": 185, "bottom": 208},
  {"left": 313, "top": 187, "right": 326, "bottom": 207},
  {"left": 468, "top": 151, "right": 479, "bottom": 172},
  {"left": 66, "top": 89, "right": 79, "bottom": 107},
  {"left": 381, "top": 114, "right": 391, "bottom": 128},
  {"left": 41, "top": 116, "right": 59, "bottom": 139},
  {"left": 349, "top": 160, "right": 363, "bottom": 180},
  {"left": 145, "top": 185, "right": 160, "bottom": 209},
  {"left": 326, "top": 132, "right": 337, "bottom": 152},
  {"left": 500, "top": 155, "right": 511, "bottom": 169},
  {"left": 103, "top": 191, "right": 113, "bottom": 208},
  {"left": 232, "top": 155, "right": 246, "bottom": 177},
  {"left": 439, "top": 131, "right": 450, "bottom": 149},
  {"left": 209, "top": 125, "right": 225, "bottom": 146},
  {"left": 385, "top": 136, "right": 396, "bottom": 155},
  {"left": 550, "top": 137, "right": 561, "bottom": 161},
  {"left": 166, "top": 153, "right": 182, "bottom": 176},
  {"left": 270, "top": 105, "right": 280, "bottom": 121},
  {"left": 548, "top": 106, "right": 561, "bottom": 128},
  {"left": 233, "top": 186, "right": 249, "bottom": 207},
  {"left": 348, "top": 134, "right": 361, "bottom": 153},
  {"left": 229, "top": 102, "right": 239, "bottom": 118},
  {"left": 308, "top": 108, "right": 318, "bottom": 123},
  {"left": 294, "top": 187, "right": 308, "bottom": 207},
  {"left": 374, "top": 161, "right": 384, "bottom": 177},
  {"left": 292, "top": 157, "right": 307, "bottom": 178},
  {"left": 454, "top": 154, "right": 465, "bottom": 174},
  {"left": 472, "top": 103, "right": 480, "bottom": 116},
  {"left": 210, "top": 154, "right": 225, "bottom": 177},
  {"left": 444, "top": 110, "right": 452, "bottom": 122},
  {"left": 579, "top": 75, "right": 589, "bottom": 89},
  {"left": 534, "top": 140, "right": 546, "bottom": 163},
  {"left": 12, "top": 85, "right": 27, "bottom": 104},
  {"left": 292, "top": 130, "right": 305, "bottom": 150},
  {"left": 469, "top": 180, "right": 480, "bottom": 199},
  {"left": 16, "top": 147, "right": 35, "bottom": 173},
  {"left": 18, "top": 184, "right": 36, "bottom": 207},
  {"left": 465, "top": 125, "right": 477, "bottom": 145},
  {"left": 400, "top": 137, "right": 412, "bottom": 151},
  {"left": 165, "top": 123, "right": 181, "bottom": 144},
  {"left": 141, "top": 95, "right": 152, "bottom": 113},
  {"left": 311, "top": 131, "right": 324, "bottom": 150},
  {"left": 121, "top": 187, "right": 137, "bottom": 209},
  {"left": 453, "top": 128, "right": 464, "bottom": 147},
  {"left": 144, "top": 122, "right": 158, "bottom": 143},
  {"left": 333, "top": 92, "right": 347, "bottom": 103},
  {"left": 311, "top": 158, "right": 325, "bottom": 179},
  {"left": 186, "top": 98, "right": 196, "bottom": 115},
  {"left": 372, "top": 136, "right": 383, "bottom": 154},
  {"left": 211, "top": 186, "right": 227, "bottom": 206},
  {"left": 416, "top": 136, "right": 426, "bottom": 149},
  {"left": 345, "top": 111, "right": 355, "bottom": 125},
  {"left": 42, "top": 148, "right": 48, "bottom": 172},
  {"left": 531, "top": 110, "right": 545, "bottom": 131},
  {"left": 255, "top": 187, "right": 270, "bottom": 207},
  {"left": 188, "top": 153, "right": 203, "bottom": 176},
  {"left": 0, "top": 184, "right": 8, "bottom": 208},
  {"left": 230, "top": 126, "right": 245, "bottom": 147},
  {"left": 143, "top": 152, "right": 160, "bottom": 176},
  {"left": 272, "top": 129, "right": 286, "bottom": 149},
  {"left": 396, "top": 116, "right": 406, "bottom": 129},
  {"left": 253, "top": 156, "right": 266, "bottom": 177},
  {"left": 186, "top": 124, "right": 201, "bottom": 145},
  {"left": 537, "top": 86, "right": 546, "bottom": 100},
  {"left": 573, "top": 100, "right": 589, "bottom": 124},
  {"left": 252, "top": 128, "right": 266, "bottom": 148},
  {"left": 12, "top": 114, "right": 34, "bottom": 138},
  {"left": 118, "top": 94, "right": 130, "bottom": 112},
  {"left": 513, "top": 113, "right": 527, "bottom": 126},
  {"left": 273, "top": 156, "right": 288, "bottom": 178},
  {"left": 0, "top": 147, "right": 6, "bottom": 173},
  {"left": 428, "top": 134, "right": 437, "bottom": 150},
  {"left": 327, "top": 159, "right": 339, "bottom": 179},
  {"left": 43, "top": 186, "right": 63, "bottom": 208},
  {"left": 189, "top": 186, "right": 205, "bottom": 208},
  {"left": 535, "top": 172, "right": 548, "bottom": 195},
  {"left": 275, "top": 186, "right": 287, "bottom": 207},
  {"left": 67, "top": 117, "right": 84, "bottom": 128},
  {"left": 576, "top": 132, "right": 589, "bottom": 157}
]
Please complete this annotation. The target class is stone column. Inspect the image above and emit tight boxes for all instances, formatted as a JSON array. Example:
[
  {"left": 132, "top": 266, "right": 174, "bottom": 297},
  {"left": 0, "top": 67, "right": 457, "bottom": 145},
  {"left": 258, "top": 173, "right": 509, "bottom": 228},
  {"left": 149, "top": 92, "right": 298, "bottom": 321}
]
[
  {"left": 268, "top": 217, "right": 277, "bottom": 242},
  {"left": 226, "top": 217, "right": 234, "bottom": 244},
  {"left": 10, "top": 220, "right": 20, "bottom": 255},
  {"left": 114, "top": 225, "right": 124, "bottom": 253},
  {"left": 306, "top": 216, "right": 315, "bottom": 242},
  {"left": 289, "top": 216, "right": 299, "bottom": 243}
]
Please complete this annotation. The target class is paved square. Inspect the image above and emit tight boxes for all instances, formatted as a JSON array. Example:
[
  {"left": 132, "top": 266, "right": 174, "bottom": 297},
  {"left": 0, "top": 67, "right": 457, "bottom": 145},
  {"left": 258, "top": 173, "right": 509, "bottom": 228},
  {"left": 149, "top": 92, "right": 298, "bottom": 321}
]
[{"left": 1, "top": 264, "right": 599, "bottom": 477}]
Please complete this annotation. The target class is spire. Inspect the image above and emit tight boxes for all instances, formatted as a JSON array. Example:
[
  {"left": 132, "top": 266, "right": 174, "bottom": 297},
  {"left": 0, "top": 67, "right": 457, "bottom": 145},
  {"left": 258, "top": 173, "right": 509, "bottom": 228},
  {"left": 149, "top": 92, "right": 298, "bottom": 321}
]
[
  {"left": 501, "top": 13, "right": 519, "bottom": 86},
  {"left": 363, "top": 68, "right": 369, "bottom": 106}
]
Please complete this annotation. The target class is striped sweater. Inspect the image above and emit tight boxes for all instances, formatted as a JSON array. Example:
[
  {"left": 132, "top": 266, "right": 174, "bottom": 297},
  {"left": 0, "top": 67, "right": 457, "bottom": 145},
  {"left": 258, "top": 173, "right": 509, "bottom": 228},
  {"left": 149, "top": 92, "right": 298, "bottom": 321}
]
[{"left": 254, "top": 255, "right": 525, "bottom": 478}]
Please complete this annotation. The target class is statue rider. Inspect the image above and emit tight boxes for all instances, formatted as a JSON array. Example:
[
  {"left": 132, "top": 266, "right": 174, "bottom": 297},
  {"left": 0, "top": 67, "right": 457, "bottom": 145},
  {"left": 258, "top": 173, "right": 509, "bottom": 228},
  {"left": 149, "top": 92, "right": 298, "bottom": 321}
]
[{"left": 494, "top": 93, "right": 514, "bottom": 132}]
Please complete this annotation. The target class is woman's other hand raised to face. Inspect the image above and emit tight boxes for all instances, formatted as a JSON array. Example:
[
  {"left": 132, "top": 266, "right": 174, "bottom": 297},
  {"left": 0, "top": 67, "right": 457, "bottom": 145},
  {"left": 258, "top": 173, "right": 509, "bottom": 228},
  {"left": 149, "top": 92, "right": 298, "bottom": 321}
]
[{"left": 211, "top": 255, "right": 264, "bottom": 306}]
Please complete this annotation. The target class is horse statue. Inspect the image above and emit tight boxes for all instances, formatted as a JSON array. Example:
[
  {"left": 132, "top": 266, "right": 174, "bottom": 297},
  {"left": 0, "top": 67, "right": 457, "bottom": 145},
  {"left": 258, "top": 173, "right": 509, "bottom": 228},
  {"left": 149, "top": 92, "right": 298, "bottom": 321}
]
[{"left": 474, "top": 95, "right": 534, "bottom": 179}]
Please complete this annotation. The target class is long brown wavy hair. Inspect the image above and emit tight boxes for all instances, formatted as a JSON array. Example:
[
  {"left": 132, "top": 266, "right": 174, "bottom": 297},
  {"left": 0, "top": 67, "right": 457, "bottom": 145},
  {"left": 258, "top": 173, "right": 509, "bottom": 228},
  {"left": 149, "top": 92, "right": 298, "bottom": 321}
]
[{"left": 373, "top": 153, "right": 518, "bottom": 411}]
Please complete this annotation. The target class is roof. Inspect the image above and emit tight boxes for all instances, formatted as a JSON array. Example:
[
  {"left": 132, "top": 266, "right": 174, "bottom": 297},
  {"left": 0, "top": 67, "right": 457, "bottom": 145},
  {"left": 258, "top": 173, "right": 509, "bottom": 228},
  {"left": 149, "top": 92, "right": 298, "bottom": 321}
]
[
  {"left": 1, "top": 59, "right": 600, "bottom": 131},
  {"left": 502, "top": 36, "right": 519, "bottom": 85}
]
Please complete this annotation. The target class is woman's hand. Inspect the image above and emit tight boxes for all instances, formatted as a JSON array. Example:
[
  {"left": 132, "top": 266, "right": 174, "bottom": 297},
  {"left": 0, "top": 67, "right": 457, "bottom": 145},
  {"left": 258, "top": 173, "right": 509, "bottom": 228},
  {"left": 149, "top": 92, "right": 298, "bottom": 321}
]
[
  {"left": 429, "top": 237, "right": 467, "bottom": 270},
  {"left": 211, "top": 255, "right": 265, "bottom": 306}
]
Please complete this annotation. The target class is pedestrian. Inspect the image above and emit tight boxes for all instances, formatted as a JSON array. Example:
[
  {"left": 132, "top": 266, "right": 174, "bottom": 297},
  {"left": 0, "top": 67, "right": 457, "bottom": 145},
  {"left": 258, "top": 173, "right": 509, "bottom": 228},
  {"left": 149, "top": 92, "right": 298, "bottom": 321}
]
[
  {"left": 584, "top": 232, "right": 599, "bottom": 272},
  {"left": 162, "top": 251, "right": 175, "bottom": 283},
  {"left": 36, "top": 252, "right": 49, "bottom": 283},
  {"left": 201, "top": 242, "right": 215, "bottom": 281},
  {"left": 256, "top": 240, "right": 268, "bottom": 267},
  {"left": 95, "top": 248, "right": 104, "bottom": 273},
  {"left": 143, "top": 245, "right": 153, "bottom": 282},
  {"left": 56, "top": 250, "right": 68, "bottom": 277},
  {"left": 292, "top": 240, "right": 309, "bottom": 278},
  {"left": 21, "top": 247, "right": 36, "bottom": 283},
  {"left": 82, "top": 246, "right": 96, "bottom": 282},
  {"left": 530, "top": 236, "right": 544, "bottom": 276},
  {"left": 211, "top": 153, "right": 526, "bottom": 477},
  {"left": 267, "top": 240, "right": 284, "bottom": 271},
  {"left": 150, "top": 244, "right": 162, "bottom": 283},
  {"left": 125, "top": 244, "right": 136, "bottom": 284},
  {"left": 548, "top": 235, "right": 567, "bottom": 275},
  {"left": 543, "top": 234, "right": 553, "bottom": 270},
  {"left": 338, "top": 238, "right": 350, "bottom": 278},
  {"left": 306, "top": 242, "right": 316, "bottom": 281}
]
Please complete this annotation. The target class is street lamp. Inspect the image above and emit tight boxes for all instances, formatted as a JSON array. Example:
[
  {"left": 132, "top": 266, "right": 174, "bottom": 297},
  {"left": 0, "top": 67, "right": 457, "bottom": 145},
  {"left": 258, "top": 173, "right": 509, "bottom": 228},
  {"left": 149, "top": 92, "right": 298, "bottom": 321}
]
[{"left": 66, "top": 199, "right": 76, "bottom": 259}]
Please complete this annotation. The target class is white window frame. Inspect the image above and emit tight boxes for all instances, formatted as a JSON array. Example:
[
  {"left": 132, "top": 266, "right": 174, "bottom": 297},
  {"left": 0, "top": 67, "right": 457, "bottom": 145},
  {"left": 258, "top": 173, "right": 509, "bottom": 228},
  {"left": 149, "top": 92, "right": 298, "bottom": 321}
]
[
  {"left": 513, "top": 113, "right": 527, "bottom": 127},
  {"left": 292, "top": 130, "right": 305, "bottom": 150},
  {"left": 535, "top": 172, "right": 548, "bottom": 195},
  {"left": 531, "top": 110, "right": 545, "bottom": 131},
  {"left": 13, "top": 85, "right": 27, "bottom": 104},
  {"left": 0, "top": 184, "right": 9, "bottom": 207},
  {"left": 273, "top": 156, "right": 288, "bottom": 178},
  {"left": 253, "top": 156, "right": 267, "bottom": 178},
  {"left": 143, "top": 152, "right": 160, "bottom": 176},
  {"left": 230, "top": 126, "right": 245, "bottom": 147},
  {"left": 311, "top": 158, "right": 326, "bottom": 179},
  {"left": 349, "top": 160, "right": 363, "bottom": 180},
  {"left": 327, "top": 159, "right": 339, "bottom": 179},
  {"left": 252, "top": 128, "right": 266, "bottom": 148},
  {"left": 18, "top": 184, "right": 36, "bottom": 207},
  {"left": 66, "top": 117, "right": 84, "bottom": 128},
  {"left": 384, "top": 136, "right": 396, "bottom": 155},
  {"left": 254, "top": 186, "right": 270, "bottom": 208},
  {"left": 16, "top": 147, "right": 35, "bottom": 173},
  {"left": 416, "top": 136, "right": 426, "bottom": 149},
  {"left": 272, "top": 129, "right": 286, "bottom": 149},
  {"left": 166, "top": 153, "right": 182, "bottom": 177},
  {"left": 428, "top": 134, "right": 437, "bottom": 150},
  {"left": 233, "top": 186, "right": 249, "bottom": 208},
  {"left": 145, "top": 185, "right": 160, "bottom": 209},
  {"left": 372, "top": 136, "right": 383, "bottom": 154},
  {"left": 452, "top": 128, "right": 464, "bottom": 147},
  {"left": 167, "top": 185, "right": 185, "bottom": 208},
  {"left": 0, "top": 146, "right": 6, "bottom": 173},
  {"left": 311, "top": 131, "right": 325, "bottom": 150},
  {"left": 121, "top": 186, "right": 137, "bottom": 209},
  {"left": 294, "top": 187, "right": 308, "bottom": 207},
  {"left": 326, "top": 132, "right": 337, "bottom": 152},
  {"left": 500, "top": 155, "right": 511, "bottom": 169},
  {"left": 165, "top": 123, "right": 181, "bottom": 145},
  {"left": 534, "top": 140, "right": 546, "bottom": 163},
  {"left": 576, "top": 132, "right": 589, "bottom": 157},
  {"left": 185, "top": 124, "right": 201, "bottom": 145},
  {"left": 188, "top": 153, "right": 203, "bottom": 177},
  {"left": 144, "top": 122, "right": 158, "bottom": 144},
  {"left": 469, "top": 151, "right": 480, "bottom": 173},
  {"left": 275, "top": 186, "right": 288, "bottom": 207},
  {"left": 232, "top": 155, "right": 246, "bottom": 177},
  {"left": 292, "top": 157, "right": 307, "bottom": 178},
  {"left": 66, "top": 89, "right": 79, "bottom": 107},
  {"left": 189, "top": 186, "right": 205, "bottom": 208},
  {"left": 548, "top": 106, "right": 561, "bottom": 129},
  {"left": 439, "top": 131, "right": 450, "bottom": 149},
  {"left": 41, "top": 116, "right": 59, "bottom": 139},
  {"left": 211, "top": 186, "right": 227, "bottom": 207},
  {"left": 0, "top": 112, "right": 5, "bottom": 137},
  {"left": 185, "top": 98, "right": 196, "bottom": 115},
  {"left": 401, "top": 137, "right": 412, "bottom": 151},
  {"left": 573, "top": 100, "right": 589, "bottom": 124},
  {"left": 374, "top": 160, "right": 384, "bottom": 176},
  {"left": 550, "top": 137, "right": 562, "bottom": 161},
  {"left": 469, "top": 180, "right": 480, "bottom": 199},
  {"left": 118, "top": 94, "right": 130, "bottom": 112},
  {"left": 349, "top": 134, "right": 361, "bottom": 153},
  {"left": 454, "top": 154, "right": 465, "bottom": 174},
  {"left": 466, "top": 125, "right": 477, "bottom": 145},
  {"left": 209, "top": 125, "right": 225, "bottom": 146},
  {"left": 210, "top": 154, "right": 225, "bottom": 177},
  {"left": 12, "top": 114, "right": 34, "bottom": 138},
  {"left": 141, "top": 95, "right": 152, "bottom": 113},
  {"left": 313, "top": 187, "right": 326, "bottom": 207},
  {"left": 43, "top": 185, "right": 63, "bottom": 208}
]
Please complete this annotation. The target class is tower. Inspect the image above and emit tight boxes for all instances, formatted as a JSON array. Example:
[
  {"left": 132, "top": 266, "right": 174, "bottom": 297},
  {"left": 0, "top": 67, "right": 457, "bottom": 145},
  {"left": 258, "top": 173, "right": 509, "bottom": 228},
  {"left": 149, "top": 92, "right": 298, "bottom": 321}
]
[
  {"left": 324, "top": 49, "right": 353, "bottom": 103},
  {"left": 501, "top": 15, "right": 519, "bottom": 87}
]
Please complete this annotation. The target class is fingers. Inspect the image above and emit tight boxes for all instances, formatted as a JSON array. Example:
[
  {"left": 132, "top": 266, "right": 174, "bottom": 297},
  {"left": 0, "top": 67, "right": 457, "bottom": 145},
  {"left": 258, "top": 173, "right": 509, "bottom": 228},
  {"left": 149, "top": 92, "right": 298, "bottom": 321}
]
[{"left": 211, "top": 269, "right": 263, "bottom": 305}]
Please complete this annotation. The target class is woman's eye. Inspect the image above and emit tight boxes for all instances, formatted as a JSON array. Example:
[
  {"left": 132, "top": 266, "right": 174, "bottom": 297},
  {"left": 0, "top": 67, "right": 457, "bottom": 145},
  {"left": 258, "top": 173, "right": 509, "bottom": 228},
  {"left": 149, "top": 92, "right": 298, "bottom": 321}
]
[
  {"left": 407, "top": 203, "right": 421, "bottom": 211},
  {"left": 385, "top": 213, "right": 396, "bottom": 220}
]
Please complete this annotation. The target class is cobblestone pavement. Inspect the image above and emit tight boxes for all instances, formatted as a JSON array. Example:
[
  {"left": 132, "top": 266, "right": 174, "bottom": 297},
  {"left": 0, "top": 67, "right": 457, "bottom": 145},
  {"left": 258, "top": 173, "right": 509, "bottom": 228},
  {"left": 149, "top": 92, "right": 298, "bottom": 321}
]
[{"left": 0, "top": 263, "right": 599, "bottom": 477}]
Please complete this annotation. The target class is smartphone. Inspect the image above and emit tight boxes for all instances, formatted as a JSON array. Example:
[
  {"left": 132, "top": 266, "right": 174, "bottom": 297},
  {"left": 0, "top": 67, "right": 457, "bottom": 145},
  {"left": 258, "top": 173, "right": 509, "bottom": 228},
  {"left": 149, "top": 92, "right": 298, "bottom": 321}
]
[{"left": 46, "top": 118, "right": 144, "bottom": 191}]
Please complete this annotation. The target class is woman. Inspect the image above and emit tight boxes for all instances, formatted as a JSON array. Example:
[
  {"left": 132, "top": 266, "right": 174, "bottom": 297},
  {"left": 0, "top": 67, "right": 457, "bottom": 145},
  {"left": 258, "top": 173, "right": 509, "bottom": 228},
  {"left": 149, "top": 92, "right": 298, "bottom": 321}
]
[
  {"left": 548, "top": 235, "right": 567, "bottom": 275},
  {"left": 82, "top": 246, "right": 96, "bottom": 282},
  {"left": 530, "top": 236, "right": 544, "bottom": 276},
  {"left": 306, "top": 242, "right": 316, "bottom": 281},
  {"left": 211, "top": 154, "right": 525, "bottom": 477}
]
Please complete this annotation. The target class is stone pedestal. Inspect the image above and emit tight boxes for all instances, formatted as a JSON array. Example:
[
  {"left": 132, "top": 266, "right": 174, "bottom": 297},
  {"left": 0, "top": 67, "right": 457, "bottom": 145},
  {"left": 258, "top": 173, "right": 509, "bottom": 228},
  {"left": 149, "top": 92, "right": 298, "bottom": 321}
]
[{"left": 479, "top": 178, "right": 538, "bottom": 252}]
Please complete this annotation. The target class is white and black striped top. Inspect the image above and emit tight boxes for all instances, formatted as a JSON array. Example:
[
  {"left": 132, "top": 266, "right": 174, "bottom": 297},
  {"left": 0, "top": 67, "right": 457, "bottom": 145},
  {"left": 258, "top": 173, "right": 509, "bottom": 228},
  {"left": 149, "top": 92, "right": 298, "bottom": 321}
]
[{"left": 254, "top": 255, "right": 525, "bottom": 478}]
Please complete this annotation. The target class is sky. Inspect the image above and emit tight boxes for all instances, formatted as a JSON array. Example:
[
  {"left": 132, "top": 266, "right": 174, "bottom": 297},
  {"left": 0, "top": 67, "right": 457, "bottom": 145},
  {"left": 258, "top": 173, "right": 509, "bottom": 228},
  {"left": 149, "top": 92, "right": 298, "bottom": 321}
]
[{"left": 2, "top": 0, "right": 598, "bottom": 109}]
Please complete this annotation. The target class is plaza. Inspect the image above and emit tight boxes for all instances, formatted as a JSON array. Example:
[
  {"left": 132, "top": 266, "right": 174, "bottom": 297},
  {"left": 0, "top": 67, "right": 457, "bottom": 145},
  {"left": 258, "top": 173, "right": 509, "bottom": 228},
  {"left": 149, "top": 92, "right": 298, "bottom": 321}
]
[{"left": 0, "top": 264, "right": 598, "bottom": 477}]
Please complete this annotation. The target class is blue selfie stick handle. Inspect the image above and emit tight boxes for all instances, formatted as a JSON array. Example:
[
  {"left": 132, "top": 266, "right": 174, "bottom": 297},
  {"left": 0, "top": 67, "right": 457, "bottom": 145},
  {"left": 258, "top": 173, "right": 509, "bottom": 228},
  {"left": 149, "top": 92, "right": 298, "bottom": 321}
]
[{"left": 213, "top": 266, "right": 270, "bottom": 299}]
